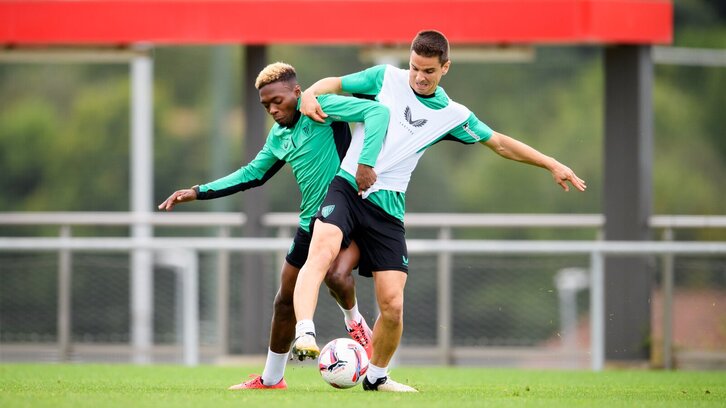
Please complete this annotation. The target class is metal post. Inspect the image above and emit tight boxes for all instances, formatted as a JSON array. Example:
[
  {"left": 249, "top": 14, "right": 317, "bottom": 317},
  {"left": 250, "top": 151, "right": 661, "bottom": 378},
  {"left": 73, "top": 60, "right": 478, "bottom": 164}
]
[
  {"left": 216, "top": 226, "right": 230, "bottom": 356},
  {"left": 182, "top": 251, "right": 199, "bottom": 366},
  {"left": 58, "top": 225, "right": 72, "bottom": 362},
  {"left": 240, "top": 44, "right": 268, "bottom": 353},
  {"left": 437, "top": 227, "right": 453, "bottom": 365},
  {"left": 130, "top": 48, "right": 154, "bottom": 364},
  {"left": 603, "top": 45, "right": 654, "bottom": 362},
  {"left": 662, "top": 228, "right": 674, "bottom": 369},
  {"left": 210, "top": 47, "right": 233, "bottom": 357},
  {"left": 158, "top": 249, "right": 199, "bottom": 366},
  {"left": 590, "top": 251, "right": 605, "bottom": 371}
]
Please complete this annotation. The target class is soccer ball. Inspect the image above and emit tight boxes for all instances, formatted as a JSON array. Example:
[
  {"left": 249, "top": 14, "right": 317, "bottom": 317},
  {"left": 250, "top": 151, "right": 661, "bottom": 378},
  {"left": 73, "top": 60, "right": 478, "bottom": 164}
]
[{"left": 318, "top": 338, "right": 369, "bottom": 389}]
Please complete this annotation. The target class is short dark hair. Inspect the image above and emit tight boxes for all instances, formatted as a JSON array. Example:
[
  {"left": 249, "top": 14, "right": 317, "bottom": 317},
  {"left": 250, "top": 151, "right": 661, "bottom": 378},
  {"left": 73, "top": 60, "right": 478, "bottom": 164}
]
[
  {"left": 255, "top": 62, "right": 297, "bottom": 90},
  {"left": 411, "top": 30, "right": 450, "bottom": 64}
]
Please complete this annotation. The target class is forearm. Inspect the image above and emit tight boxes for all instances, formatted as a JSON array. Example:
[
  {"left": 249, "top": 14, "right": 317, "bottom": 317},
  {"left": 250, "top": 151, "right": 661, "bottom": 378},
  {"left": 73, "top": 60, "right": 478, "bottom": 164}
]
[
  {"left": 484, "top": 132, "right": 587, "bottom": 192},
  {"left": 484, "top": 132, "right": 556, "bottom": 170},
  {"left": 317, "top": 94, "right": 389, "bottom": 167},
  {"left": 358, "top": 108, "right": 388, "bottom": 167},
  {"left": 198, "top": 160, "right": 284, "bottom": 199},
  {"left": 197, "top": 145, "right": 283, "bottom": 199},
  {"left": 306, "top": 77, "right": 343, "bottom": 96}
]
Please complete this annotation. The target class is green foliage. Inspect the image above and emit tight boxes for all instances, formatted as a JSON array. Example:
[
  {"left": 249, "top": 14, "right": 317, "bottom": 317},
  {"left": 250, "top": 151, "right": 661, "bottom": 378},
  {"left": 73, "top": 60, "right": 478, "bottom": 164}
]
[{"left": 0, "top": 24, "right": 724, "bottom": 220}]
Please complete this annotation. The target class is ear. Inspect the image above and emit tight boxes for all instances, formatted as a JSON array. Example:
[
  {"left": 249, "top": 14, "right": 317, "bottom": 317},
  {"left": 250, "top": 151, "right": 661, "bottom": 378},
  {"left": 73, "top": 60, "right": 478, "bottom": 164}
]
[
  {"left": 294, "top": 84, "right": 302, "bottom": 97},
  {"left": 441, "top": 60, "right": 451, "bottom": 75}
]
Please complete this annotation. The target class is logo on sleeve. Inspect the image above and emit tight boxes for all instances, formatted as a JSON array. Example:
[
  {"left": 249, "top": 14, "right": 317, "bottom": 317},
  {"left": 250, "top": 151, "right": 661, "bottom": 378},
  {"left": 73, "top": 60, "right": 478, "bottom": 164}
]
[
  {"left": 321, "top": 205, "right": 335, "bottom": 218},
  {"left": 404, "top": 106, "right": 428, "bottom": 127},
  {"left": 462, "top": 122, "right": 481, "bottom": 141}
]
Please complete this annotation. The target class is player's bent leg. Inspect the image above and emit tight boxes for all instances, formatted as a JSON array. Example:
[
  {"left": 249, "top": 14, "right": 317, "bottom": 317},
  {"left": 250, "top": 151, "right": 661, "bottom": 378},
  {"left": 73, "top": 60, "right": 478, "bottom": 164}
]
[
  {"left": 291, "top": 220, "right": 344, "bottom": 360},
  {"left": 294, "top": 220, "right": 344, "bottom": 321},
  {"left": 268, "top": 261, "right": 300, "bottom": 353},
  {"left": 323, "top": 241, "right": 373, "bottom": 358},
  {"left": 324, "top": 240, "right": 359, "bottom": 310},
  {"left": 230, "top": 261, "right": 300, "bottom": 390}
]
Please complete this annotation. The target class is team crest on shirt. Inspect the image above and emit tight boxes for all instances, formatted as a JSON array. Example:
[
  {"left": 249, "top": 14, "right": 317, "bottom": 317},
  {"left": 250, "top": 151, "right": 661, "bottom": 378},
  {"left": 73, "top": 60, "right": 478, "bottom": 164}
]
[
  {"left": 404, "top": 106, "right": 428, "bottom": 127},
  {"left": 321, "top": 205, "right": 335, "bottom": 218}
]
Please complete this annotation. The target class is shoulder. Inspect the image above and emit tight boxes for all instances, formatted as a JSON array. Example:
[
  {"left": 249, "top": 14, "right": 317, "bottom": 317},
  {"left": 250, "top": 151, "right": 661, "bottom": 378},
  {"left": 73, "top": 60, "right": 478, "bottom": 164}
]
[
  {"left": 343, "top": 64, "right": 389, "bottom": 84},
  {"left": 299, "top": 111, "right": 335, "bottom": 131}
]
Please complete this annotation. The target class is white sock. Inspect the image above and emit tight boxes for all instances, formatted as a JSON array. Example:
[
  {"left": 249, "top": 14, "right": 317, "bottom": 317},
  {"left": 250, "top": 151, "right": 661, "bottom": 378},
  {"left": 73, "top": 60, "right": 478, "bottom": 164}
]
[
  {"left": 338, "top": 298, "right": 363, "bottom": 326},
  {"left": 295, "top": 319, "right": 316, "bottom": 338},
  {"left": 365, "top": 363, "right": 388, "bottom": 384},
  {"left": 261, "top": 348, "right": 288, "bottom": 385}
]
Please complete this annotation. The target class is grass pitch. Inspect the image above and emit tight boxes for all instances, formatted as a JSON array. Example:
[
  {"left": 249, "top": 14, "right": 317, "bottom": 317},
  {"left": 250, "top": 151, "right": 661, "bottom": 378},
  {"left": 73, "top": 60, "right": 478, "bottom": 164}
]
[{"left": 1, "top": 363, "right": 724, "bottom": 407}]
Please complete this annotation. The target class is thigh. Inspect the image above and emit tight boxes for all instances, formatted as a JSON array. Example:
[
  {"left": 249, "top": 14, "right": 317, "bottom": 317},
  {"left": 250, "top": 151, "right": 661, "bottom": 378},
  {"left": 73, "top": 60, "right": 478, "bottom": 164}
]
[
  {"left": 329, "top": 239, "right": 360, "bottom": 275},
  {"left": 306, "top": 219, "right": 345, "bottom": 268},
  {"left": 278, "top": 260, "right": 301, "bottom": 301},
  {"left": 372, "top": 270, "right": 408, "bottom": 304}
]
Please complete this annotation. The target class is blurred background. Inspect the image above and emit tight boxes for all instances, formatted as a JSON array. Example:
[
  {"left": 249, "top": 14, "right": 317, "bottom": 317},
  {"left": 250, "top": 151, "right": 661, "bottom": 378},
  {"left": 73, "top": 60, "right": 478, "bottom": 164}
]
[{"left": 0, "top": 0, "right": 724, "bottom": 369}]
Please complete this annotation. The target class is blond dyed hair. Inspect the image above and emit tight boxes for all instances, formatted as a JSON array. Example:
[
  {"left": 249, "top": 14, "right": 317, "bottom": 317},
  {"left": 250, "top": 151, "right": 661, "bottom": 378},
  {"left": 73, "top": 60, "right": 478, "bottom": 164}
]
[{"left": 255, "top": 62, "right": 297, "bottom": 90}]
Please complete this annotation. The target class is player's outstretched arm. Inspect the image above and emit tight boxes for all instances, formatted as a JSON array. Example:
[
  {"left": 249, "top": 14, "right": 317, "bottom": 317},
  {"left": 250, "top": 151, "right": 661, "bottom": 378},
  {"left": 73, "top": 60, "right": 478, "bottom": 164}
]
[
  {"left": 483, "top": 131, "right": 587, "bottom": 192},
  {"left": 300, "top": 77, "right": 344, "bottom": 123},
  {"left": 158, "top": 187, "right": 198, "bottom": 211}
]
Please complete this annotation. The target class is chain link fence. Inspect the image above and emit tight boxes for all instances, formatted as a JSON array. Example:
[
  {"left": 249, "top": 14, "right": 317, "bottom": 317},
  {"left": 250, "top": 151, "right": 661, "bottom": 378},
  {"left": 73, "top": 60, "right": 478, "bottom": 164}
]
[{"left": 2, "top": 246, "right": 724, "bottom": 367}]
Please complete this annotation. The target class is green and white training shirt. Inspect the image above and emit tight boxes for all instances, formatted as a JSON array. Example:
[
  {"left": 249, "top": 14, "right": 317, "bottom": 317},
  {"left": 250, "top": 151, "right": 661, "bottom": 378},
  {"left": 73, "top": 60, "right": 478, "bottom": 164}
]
[
  {"left": 196, "top": 94, "right": 389, "bottom": 232},
  {"left": 338, "top": 64, "right": 493, "bottom": 220}
]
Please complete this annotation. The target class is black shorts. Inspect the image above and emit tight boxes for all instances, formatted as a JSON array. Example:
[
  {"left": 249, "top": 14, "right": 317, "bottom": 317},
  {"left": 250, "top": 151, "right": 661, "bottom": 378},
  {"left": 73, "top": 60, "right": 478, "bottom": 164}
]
[
  {"left": 285, "top": 226, "right": 361, "bottom": 271},
  {"left": 314, "top": 176, "right": 408, "bottom": 277},
  {"left": 284, "top": 227, "right": 312, "bottom": 269}
]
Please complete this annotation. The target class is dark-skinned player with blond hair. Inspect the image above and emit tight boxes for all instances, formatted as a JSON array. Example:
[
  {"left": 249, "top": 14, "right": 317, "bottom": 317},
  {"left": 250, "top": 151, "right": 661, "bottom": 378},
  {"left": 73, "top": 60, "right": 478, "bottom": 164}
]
[{"left": 159, "top": 62, "right": 389, "bottom": 389}]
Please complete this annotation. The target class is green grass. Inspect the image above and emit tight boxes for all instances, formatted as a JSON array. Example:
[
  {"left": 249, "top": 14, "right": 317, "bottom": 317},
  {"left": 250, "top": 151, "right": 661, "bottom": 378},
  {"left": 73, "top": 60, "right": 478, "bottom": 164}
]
[{"left": 1, "top": 364, "right": 724, "bottom": 407}]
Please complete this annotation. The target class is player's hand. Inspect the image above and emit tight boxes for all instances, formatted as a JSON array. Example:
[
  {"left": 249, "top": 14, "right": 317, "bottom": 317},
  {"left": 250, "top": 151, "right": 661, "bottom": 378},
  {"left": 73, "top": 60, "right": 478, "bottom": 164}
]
[
  {"left": 355, "top": 164, "right": 377, "bottom": 196},
  {"left": 158, "top": 188, "right": 197, "bottom": 211},
  {"left": 550, "top": 163, "right": 587, "bottom": 192},
  {"left": 300, "top": 90, "right": 328, "bottom": 123}
]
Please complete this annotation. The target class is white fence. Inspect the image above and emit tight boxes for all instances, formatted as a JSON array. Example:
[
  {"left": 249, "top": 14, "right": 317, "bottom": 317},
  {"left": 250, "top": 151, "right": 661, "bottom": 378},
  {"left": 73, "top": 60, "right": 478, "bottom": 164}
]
[{"left": 1, "top": 212, "right": 725, "bottom": 370}]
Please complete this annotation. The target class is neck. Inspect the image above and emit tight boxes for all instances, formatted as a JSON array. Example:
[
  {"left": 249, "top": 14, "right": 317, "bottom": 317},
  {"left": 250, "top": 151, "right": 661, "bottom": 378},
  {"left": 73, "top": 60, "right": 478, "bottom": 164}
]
[{"left": 411, "top": 87, "right": 436, "bottom": 99}]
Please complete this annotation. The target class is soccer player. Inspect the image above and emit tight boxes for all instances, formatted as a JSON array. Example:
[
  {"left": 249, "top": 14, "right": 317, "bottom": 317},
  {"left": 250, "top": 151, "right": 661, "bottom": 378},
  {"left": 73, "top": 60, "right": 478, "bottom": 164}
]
[
  {"left": 291, "top": 30, "right": 587, "bottom": 392},
  {"left": 158, "top": 62, "right": 389, "bottom": 389}
]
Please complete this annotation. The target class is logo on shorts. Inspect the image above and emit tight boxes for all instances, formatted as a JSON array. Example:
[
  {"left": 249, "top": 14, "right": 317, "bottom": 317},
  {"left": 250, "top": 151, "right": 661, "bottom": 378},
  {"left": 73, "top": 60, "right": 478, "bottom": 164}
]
[
  {"left": 402, "top": 255, "right": 409, "bottom": 266},
  {"left": 321, "top": 205, "right": 335, "bottom": 218},
  {"left": 288, "top": 242, "right": 295, "bottom": 255}
]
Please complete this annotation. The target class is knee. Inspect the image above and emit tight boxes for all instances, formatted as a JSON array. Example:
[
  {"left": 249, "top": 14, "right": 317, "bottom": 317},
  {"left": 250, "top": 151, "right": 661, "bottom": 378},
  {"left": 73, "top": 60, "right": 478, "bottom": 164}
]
[
  {"left": 324, "top": 264, "right": 352, "bottom": 292},
  {"left": 307, "top": 245, "right": 338, "bottom": 272},
  {"left": 378, "top": 297, "right": 404, "bottom": 323},
  {"left": 273, "top": 291, "right": 294, "bottom": 317}
]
